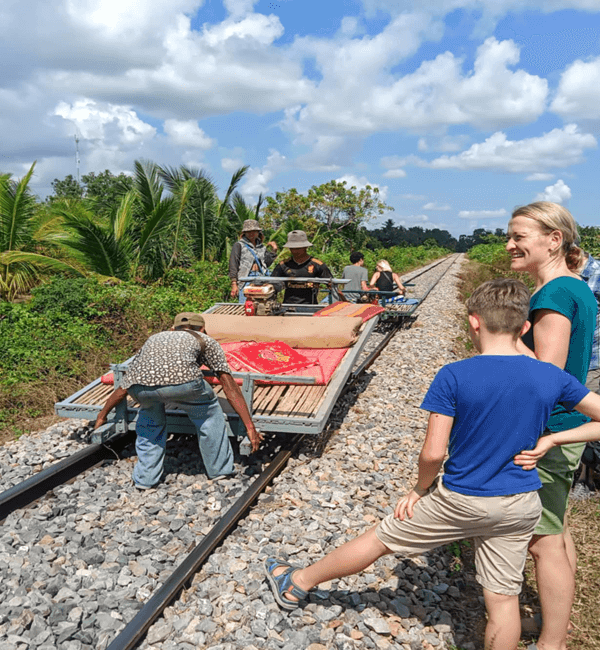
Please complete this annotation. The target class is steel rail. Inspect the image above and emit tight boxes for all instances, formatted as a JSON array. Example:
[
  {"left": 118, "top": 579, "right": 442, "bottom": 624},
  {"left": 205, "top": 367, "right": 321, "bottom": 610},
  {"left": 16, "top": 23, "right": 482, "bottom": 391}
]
[
  {"left": 105, "top": 254, "right": 462, "bottom": 649},
  {"left": 0, "top": 254, "right": 461, "bottom": 649},
  {"left": 0, "top": 431, "right": 135, "bottom": 522},
  {"left": 347, "top": 254, "right": 459, "bottom": 387},
  {"left": 106, "top": 434, "right": 304, "bottom": 650}
]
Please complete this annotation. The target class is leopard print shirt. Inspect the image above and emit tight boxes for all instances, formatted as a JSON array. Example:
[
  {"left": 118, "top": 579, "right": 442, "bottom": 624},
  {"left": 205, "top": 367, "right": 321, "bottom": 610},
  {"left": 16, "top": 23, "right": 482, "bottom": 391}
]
[{"left": 122, "top": 330, "right": 230, "bottom": 389}]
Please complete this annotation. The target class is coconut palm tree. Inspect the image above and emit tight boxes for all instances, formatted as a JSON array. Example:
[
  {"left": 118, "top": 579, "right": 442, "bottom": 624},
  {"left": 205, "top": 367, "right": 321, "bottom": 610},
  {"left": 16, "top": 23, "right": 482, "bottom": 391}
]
[
  {"left": 55, "top": 160, "right": 177, "bottom": 281},
  {"left": 0, "top": 163, "right": 82, "bottom": 301},
  {"left": 159, "top": 164, "right": 249, "bottom": 262}
]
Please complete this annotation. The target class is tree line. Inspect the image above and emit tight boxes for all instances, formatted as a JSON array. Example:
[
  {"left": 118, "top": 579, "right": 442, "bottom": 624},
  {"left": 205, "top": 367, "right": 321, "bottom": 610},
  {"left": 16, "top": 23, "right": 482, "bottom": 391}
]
[{"left": 7, "top": 160, "right": 596, "bottom": 302}]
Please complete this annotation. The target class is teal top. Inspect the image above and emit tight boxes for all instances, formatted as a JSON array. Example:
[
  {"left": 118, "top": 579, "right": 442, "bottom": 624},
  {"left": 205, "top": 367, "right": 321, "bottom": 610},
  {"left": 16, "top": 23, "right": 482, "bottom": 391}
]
[{"left": 522, "top": 275, "right": 597, "bottom": 432}]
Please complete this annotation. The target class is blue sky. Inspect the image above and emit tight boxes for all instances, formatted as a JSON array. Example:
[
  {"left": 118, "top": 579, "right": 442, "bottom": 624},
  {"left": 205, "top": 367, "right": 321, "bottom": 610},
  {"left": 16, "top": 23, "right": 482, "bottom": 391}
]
[{"left": 2, "top": 0, "right": 600, "bottom": 237}]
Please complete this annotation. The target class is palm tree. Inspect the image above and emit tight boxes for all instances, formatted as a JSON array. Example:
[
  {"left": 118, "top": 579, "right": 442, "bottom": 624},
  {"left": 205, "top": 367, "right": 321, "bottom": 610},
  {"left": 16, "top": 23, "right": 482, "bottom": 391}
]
[
  {"left": 55, "top": 160, "right": 177, "bottom": 281},
  {"left": 52, "top": 192, "right": 135, "bottom": 280},
  {"left": 159, "top": 164, "right": 248, "bottom": 262},
  {"left": 0, "top": 163, "right": 82, "bottom": 301}
]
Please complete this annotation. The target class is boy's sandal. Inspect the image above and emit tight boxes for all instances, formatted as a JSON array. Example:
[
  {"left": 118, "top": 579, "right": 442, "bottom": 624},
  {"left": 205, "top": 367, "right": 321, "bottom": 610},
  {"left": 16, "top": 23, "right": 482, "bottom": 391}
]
[{"left": 264, "top": 557, "right": 310, "bottom": 610}]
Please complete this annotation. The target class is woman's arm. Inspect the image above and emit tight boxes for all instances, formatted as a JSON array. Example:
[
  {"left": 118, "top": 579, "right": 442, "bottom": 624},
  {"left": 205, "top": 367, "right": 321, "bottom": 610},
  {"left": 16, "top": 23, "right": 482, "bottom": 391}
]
[
  {"left": 369, "top": 271, "right": 380, "bottom": 288},
  {"left": 531, "top": 309, "right": 572, "bottom": 368},
  {"left": 394, "top": 413, "right": 453, "bottom": 520},
  {"left": 514, "top": 391, "right": 600, "bottom": 469},
  {"left": 392, "top": 273, "right": 406, "bottom": 294}
]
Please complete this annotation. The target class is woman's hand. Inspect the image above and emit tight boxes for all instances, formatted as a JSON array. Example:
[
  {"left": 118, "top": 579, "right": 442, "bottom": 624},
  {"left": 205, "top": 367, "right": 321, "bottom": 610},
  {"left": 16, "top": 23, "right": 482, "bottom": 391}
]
[
  {"left": 230, "top": 282, "right": 238, "bottom": 298},
  {"left": 267, "top": 240, "right": 278, "bottom": 252},
  {"left": 513, "top": 436, "right": 556, "bottom": 471}
]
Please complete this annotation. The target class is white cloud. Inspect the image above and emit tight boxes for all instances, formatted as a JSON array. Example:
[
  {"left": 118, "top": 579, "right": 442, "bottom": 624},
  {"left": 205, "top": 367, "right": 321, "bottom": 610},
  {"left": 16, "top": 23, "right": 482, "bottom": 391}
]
[
  {"left": 240, "top": 149, "right": 287, "bottom": 197},
  {"left": 535, "top": 179, "right": 572, "bottom": 203},
  {"left": 223, "top": 0, "right": 259, "bottom": 18},
  {"left": 221, "top": 157, "right": 245, "bottom": 173},
  {"left": 383, "top": 169, "right": 407, "bottom": 178},
  {"left": 286, "top": 35, "right": 548, "bottom": 160},
  {"left": 551, "top": 56, "right": 600, "bottom": 120},
  {"left": 163, "top": 120, "right": 215, "bottom": 149},
  {"left": 423, "top": 202, "right": 451, "bottom": 211},
  {"left": 406, "top": 214, "right": 430, "bottom": 223},
  {"left": 24, "top": 5, "right": 314, "bottom": 121},
  {"left": 335, "top": 174, "right": 388, "bottom": 200},
  {"left": 54, "top": 99, "right": 156, "bottom": 146},
  {"left": 525, "top": 173, "right": 555, "bottom": 181},
  {"left": 458, "top": 209, "right": 509, "bottom": 219},
  {"left": 426, "top": 124, "right": 597, "bottom": 172}
]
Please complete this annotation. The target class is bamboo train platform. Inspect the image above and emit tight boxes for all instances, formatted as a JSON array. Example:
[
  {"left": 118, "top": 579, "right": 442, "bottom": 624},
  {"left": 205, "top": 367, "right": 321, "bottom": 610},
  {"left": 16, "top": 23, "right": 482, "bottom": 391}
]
[{"left": 55, "top": 303, "right": 380, "bottom": 443}]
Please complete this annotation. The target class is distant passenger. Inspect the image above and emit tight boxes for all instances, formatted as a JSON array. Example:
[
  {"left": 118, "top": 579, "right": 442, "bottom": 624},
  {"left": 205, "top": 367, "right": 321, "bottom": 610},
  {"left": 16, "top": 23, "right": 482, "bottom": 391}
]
[
  {"left": 340, "top": 251, "right": 369, "bottom": 301},
  {"left": 271, "top": 230, "right": 334, "bottom": 304},
  {"left": 265, "top": 278, "right": 600, "bottom": 649},
  {"left": 229, "top": 219, "right": 278, "bottom": 303},
  {"left": 369, "top": 259, "right": 406, "bottom": 297},
  {"left": 93, "top": 312, "right": 263, "bottom": 488}
]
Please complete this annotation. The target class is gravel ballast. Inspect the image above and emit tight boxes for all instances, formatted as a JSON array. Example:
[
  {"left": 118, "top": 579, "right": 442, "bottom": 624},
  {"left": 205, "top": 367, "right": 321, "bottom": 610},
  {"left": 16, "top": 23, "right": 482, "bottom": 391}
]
[{"left": 0, "top": 255, "right": 483, "bottom": 650}]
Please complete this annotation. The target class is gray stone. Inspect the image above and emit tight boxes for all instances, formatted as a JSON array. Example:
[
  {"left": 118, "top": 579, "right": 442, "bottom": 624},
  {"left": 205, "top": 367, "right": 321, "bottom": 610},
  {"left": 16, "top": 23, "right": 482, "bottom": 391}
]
[{"left": 364, "top": 617, "right": 391, "bottom": 635}]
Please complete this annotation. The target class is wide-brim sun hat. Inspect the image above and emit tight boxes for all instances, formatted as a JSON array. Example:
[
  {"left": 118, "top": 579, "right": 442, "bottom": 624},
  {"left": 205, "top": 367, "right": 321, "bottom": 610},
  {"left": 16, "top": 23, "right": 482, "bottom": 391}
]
[
  {"left": 284, "top": 230, "right": 312, "bottom": 248},
  {"left": 173, "top": 312, "right": 205, "bottom": 328},
  {"left": 242, "top": 219, "right": 262, "bottom": 232}
]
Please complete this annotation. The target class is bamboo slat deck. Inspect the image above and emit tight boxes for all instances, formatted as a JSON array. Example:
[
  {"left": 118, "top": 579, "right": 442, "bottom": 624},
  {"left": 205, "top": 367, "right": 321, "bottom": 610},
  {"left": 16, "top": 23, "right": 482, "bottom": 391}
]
[
  {"left": 55, "top": 304, "right": 378, "bottom": 437},
  {"left": 72, "top": 368, "right": 338, "bottom": 420}
]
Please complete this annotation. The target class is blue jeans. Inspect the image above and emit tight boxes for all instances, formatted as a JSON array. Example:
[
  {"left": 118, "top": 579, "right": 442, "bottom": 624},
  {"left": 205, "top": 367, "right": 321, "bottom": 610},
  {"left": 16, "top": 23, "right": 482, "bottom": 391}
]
[{"left": 127, "top": 378, "right": 234, "bottom": 487}]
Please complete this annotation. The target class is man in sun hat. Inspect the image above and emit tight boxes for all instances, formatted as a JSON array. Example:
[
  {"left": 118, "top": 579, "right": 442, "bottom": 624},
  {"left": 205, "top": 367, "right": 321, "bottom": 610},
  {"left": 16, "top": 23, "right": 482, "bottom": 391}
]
[
  {"left": 271, "top": 230, "right": 334, "bottom": 304},
  {"left": 94, "top": 312, "right": 263, "bottom": 488},
  {"left": 229, "top": 219, "right": 278, "bottom": 303}
]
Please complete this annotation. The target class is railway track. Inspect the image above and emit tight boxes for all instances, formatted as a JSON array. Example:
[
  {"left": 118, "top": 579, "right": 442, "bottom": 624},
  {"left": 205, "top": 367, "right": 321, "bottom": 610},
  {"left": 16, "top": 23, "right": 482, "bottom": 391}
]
[{"left": 0, "top": 254, "right": 460, "bottom": 650}]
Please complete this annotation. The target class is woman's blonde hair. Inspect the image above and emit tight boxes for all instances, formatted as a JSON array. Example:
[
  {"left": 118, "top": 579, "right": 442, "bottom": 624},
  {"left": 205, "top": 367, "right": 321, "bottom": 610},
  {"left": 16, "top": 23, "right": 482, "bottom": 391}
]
[
  {"left": 376, "top": 259, "right": 392, "bottom": 272},
  {"left": 510, "top": 201, "right": 584, "bottom": 270}
]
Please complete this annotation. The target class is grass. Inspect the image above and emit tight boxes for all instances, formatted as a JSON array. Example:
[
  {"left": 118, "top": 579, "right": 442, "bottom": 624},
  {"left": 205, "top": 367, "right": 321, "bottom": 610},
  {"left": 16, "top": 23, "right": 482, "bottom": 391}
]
[{"left": 458, "top": 254, "right": 600, "bottom": 649}]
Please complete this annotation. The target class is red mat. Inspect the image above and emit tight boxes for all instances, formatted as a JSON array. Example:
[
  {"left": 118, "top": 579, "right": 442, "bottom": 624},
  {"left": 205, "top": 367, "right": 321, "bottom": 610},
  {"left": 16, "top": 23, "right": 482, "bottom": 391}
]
[
  {"left": 101, "top": 343, "right": 349, "bottom": 388},
  {"left": 206, "top": 343, "right": 348, "bottom": 386},
  {"left": 313, "top": 301, "right": 384, "bottom": 322},
  {"left": 226, "top": 341, "right": 315, "bottom": 375}
]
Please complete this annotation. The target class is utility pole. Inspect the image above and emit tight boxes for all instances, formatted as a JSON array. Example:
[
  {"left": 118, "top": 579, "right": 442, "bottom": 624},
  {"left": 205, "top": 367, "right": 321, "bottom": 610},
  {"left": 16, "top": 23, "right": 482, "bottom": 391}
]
[{"left": 74, "top": 133, "right": 80, "bottom": 184}]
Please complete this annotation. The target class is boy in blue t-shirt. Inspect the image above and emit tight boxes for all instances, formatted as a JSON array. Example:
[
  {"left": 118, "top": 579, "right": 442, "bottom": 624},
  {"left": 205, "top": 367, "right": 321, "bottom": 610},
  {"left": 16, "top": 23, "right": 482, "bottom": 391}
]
[{"left": 265, "top": 278, "right": 600, "bottom": 650}]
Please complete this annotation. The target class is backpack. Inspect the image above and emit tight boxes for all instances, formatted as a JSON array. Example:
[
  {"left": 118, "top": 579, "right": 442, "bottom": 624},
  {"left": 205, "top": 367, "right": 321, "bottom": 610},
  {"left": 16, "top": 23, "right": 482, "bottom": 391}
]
[{"left": 582, "top": 441, "right": 600, "bottom": 472}]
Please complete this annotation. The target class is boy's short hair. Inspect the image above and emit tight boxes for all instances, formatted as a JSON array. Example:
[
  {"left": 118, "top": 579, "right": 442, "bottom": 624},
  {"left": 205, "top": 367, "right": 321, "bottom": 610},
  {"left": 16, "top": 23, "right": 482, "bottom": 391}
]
[
  {"left": 466, "top": 278, "right": 530, "bottom": 335},
  {"left": 350, "top": 251, "right": 364, "bottom": 264}
]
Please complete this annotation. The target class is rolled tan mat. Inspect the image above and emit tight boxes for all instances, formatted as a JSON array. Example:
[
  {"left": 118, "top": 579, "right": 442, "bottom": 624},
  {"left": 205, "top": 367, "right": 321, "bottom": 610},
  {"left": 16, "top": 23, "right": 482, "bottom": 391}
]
[{"left": 203, "top": 314, "right": 362, "bottom": 348}]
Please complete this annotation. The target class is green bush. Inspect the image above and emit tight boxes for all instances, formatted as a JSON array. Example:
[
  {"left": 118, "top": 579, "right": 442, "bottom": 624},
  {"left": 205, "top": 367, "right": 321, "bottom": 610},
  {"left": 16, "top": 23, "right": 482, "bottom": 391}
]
[{"left": 466, "top": 243, "right": 508, "bottom": 265}]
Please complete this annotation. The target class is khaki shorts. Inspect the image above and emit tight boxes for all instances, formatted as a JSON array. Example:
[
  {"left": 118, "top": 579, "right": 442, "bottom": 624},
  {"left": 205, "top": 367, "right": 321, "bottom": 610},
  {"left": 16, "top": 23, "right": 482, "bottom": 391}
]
[
  {"left": 535, "top": 441, "right": 586, "bottom": 535},
  {"left": 376, "top": 479, "right": 542, "bottom": 595}
]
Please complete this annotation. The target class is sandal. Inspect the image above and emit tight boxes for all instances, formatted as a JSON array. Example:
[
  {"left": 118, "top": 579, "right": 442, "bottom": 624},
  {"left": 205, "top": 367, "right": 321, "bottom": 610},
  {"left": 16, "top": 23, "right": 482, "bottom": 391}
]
[{"left": 264, "top": 557, "right": 310, "bottom": 610}]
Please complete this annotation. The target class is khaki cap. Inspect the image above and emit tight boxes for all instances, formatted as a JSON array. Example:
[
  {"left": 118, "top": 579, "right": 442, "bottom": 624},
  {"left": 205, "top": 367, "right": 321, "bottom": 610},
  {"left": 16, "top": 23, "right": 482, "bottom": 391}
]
[{"left": 173, "top": 312, "right": 205, "bottom": 328}]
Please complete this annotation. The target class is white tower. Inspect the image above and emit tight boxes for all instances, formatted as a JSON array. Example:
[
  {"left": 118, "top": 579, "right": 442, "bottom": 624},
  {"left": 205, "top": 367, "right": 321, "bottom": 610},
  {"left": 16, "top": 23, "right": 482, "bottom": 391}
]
[{"left": 74, "top": 134, "right": 81, "bottom": 183}]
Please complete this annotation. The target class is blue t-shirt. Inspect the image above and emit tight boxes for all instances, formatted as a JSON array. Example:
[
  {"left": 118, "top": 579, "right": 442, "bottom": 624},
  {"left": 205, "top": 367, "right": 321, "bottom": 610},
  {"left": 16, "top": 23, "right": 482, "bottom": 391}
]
[
  {"left": 420, "top": 356, "right": 588, "bottom": 497},
  {"left": 522, "top": 275, "right": 597, "bottom": 432}
]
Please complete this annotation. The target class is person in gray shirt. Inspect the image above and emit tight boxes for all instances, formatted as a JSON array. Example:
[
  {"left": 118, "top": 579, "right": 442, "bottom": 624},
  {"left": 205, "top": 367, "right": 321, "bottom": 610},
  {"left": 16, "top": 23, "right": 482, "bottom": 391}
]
[{"left": 341, "top": 251, "right": 369, "bottom": 301}]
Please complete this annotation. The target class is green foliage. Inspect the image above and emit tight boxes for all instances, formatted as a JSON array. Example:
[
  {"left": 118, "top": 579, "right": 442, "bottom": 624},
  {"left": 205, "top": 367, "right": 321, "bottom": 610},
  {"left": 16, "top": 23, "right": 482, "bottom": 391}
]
[
  {"left": 50, "top": 174, "right": 84, "bottom": 201},
  {"left": 263, "top": 180, "right": 392, "bottom": 250},
  {"left": 580, "top": 225, "right": 600, "bottom": 258},
  {"left": 317, "top": 244, "right": 451, "bottom": 278},
  {"left": 30, "top": 275, "right": 95, "bottom": 318},
  {"left": 370, "top": 219, "right": 458, "bottom": 250},
  {"left": 0, "top": 163, "right": 83, "bottom": 301},
  {"left": 466, "top": 242, "right": 508, "bottom": 265}
]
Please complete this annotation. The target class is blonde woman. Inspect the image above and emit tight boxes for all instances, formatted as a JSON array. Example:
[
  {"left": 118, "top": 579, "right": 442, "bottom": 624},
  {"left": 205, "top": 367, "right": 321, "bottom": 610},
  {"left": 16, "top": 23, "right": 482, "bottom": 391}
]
[
  {"left": 506, "top": 201, "right": 596, "bottom": 650},
  {"left": 369, "top": 259, "right": 406, "bottom": 296}
]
